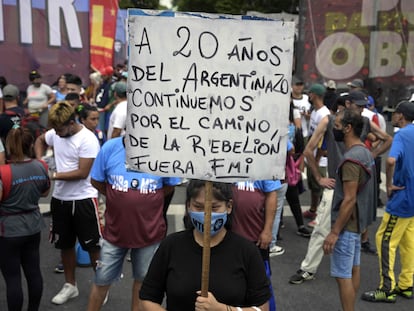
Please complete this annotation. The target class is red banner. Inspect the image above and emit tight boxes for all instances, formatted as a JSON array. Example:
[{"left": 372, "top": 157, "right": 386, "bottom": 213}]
[{"left": 89, "top": 0, "right": 119, "bottom": 72}]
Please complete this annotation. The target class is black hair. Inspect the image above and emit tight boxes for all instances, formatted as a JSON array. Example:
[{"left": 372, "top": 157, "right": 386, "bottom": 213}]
[
  {"left": 183, "top": 179, "right": 233, "bottom": 230},
  {"left": 0, "top": 76, "right": 8, "bottom": 89},
  {"left": 77, "top": 104, "right": 98, "bottom": 122},
  {"left": 65, "top": 74, "right": 82, "bottom": 86},
  {"left": 330, "top": 96, "right": 346, "bottom": 113},
  {"left": 337, "top": 109, "right": 364, "bottom": 138},
  {"left": 289, "top": 100, "right": 295, "bottom": 123}
]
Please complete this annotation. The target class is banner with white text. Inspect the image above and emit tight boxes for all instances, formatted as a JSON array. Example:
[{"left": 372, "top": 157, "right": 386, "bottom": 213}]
[
  {"left": 302, "top": 0, "right": 414, "bottom": 85},
  {"left": 125, "top": 12, "right": 295, "bottom": 182},
  {"left": 0, "top": 0, "right": 90, "bottom": 90}
]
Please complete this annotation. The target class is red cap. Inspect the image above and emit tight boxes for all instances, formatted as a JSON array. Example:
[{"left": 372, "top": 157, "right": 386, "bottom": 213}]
[{"left": 99, "top": 65, "right": 114, "bottom": 76}]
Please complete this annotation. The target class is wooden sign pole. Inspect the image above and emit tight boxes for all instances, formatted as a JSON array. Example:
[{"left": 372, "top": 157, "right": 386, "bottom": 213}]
[{"left": 200, "top": 181, "right": 213, "bottom": 297}]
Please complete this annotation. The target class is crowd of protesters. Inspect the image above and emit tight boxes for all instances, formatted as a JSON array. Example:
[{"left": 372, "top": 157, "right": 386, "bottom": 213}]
[{"left": 0, "top": 68, "right": 413, "bottom": 311}]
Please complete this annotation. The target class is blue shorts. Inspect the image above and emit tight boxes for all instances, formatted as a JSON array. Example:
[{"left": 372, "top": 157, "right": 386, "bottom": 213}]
[
  {"left": 330, "top": 231, "right": 361, "bottom": 279},
  {"left": 94, "top": 239, "right": 159, "bottom": 285}
]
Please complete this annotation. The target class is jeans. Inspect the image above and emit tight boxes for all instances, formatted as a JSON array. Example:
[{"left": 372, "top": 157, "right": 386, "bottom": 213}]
[{"left": 270, "top": 183, "right": 288, "bottom": 248}]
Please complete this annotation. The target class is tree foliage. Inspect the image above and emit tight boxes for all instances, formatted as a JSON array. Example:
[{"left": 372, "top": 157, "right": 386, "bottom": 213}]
[
  {"left": 118, "top": 0, "right": 160, "bottom": 9},
  {"left": 172, "top": 0, "right": 299, "bottom": 14}
]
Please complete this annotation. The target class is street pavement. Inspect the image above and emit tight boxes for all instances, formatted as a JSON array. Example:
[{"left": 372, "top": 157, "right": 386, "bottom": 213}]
[{"left": 1, "top": 183, "right": 413, "bottom": 311}]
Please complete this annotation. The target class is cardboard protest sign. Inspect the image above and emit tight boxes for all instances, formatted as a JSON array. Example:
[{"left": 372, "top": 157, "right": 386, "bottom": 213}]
[{"left": 126, "top": 12, "right": 295, "bottom": 182}]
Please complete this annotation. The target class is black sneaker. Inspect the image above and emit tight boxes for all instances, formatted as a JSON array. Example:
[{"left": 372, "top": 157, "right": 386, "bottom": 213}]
[
  {"left": 289, "top": 269, "right": 314, "bottom": 284},
  {"left": 296, "top": 226, "right": 311, "bottom": 238},
  {"left": 361, "top": 240, "right": 377, "bottom": 255},
  {"left": 54, "top": 263, "right": 64, "bottom": 273},
  {"left": 393, "top": 286, "right": 413, "bottom": 299},
  {"left": 361, "top": 289, "right": 396, "bottom": 303}
]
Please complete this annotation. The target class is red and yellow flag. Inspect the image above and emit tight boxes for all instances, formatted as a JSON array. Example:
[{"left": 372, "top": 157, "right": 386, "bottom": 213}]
[{"left": 89, "top": 0, "right": 118, "bottom": 71}]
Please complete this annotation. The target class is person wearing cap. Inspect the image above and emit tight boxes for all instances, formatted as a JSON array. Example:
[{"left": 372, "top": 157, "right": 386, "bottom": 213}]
[
  {"left": 107, "top": 81, "right": 127, "bottom": 139},
  {"left": 347, "top": 78, "right": 364, "bottom": 91},
  {"left": 23, "top": 70, "right": 56, "bottom": 128},
  {"left": 288, "top": 93, "right": 391, "bottom": 286},
  {"left": 345, "top": 90, "right": 393, "bottom": 254},
  {"left": 362, "top": 101, "right": 414, "bottom": 303},
  {"left": 291, "top": 76, "right": 311, "bottom": 140},
  {"left": 0, "top": 84, "right": 26, "bottom": 143},
  {"left": 303, "top": 84, "right": 330, "bottom": 224}
]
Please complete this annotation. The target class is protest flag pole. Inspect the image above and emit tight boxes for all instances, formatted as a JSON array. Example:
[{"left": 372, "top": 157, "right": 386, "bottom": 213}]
[{"left": 201, "top": 180, "right": 213, "bottom": 297}]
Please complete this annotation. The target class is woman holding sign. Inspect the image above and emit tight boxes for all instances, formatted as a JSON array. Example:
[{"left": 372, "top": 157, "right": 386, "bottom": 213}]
[{"left": 139, "top": 180, "right": 270, "bottom": 311}]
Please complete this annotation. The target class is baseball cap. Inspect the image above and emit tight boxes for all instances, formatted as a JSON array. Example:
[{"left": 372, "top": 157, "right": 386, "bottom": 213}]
[
  {"left": 292, "top": 76, "right": 304, "bottom": 85},
  {"left": 367, "top": 96, "right": 375, "bottom": 107},
  {"left": 347, "top": 79, "right": 364, "bottom": 89},
  {"left": 2, "top": 84, "right": 19, "bottom": 100},
  {"left": 114, "top": 81, "right": 127, "bottom": 95},
  {"left": 309, "top": 83, "right": 326, "bottom": 96},
  {"left": 99, "top": 66, "right": 114, "bottom": 76},
  {"left": 395, "top": 101, "right": 414, "bottom": 121},
  {"left": 324, "top": 80, "right": 336, "bottom": 90},
  {"left": 348, "top": 90, "right": 368, "bottom": 106},
  {"left": 29, "top": 70, "right": 41, "bottom": 81}
]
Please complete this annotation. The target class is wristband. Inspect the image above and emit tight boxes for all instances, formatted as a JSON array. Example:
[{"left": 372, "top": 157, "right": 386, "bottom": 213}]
[
  {"left": 52, "top": 171, "right": 57, "bottom": 180},
  {"left": 236, "top": 308, "right": 242, "bottom": 311},
  {"left": 252, "top": 307, "right": 261, "bottom": 311}
]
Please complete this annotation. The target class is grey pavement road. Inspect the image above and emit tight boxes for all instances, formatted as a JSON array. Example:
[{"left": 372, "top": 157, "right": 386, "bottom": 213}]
[{"left": 1, "top": 184, "right": 413, "bottom": 311}]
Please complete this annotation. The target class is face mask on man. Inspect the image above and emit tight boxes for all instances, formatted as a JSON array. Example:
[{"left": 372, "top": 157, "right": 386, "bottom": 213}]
[
  {"left": 333, "top": 128, "right": 345, "bottom": 142},
  {"left": 188, "top": 211, "right": 228, "bottom": 236}
]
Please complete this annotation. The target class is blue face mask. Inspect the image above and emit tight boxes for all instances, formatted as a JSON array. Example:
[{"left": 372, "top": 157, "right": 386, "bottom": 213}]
[{"left": 188, "top": 211, "right": 228, "bottom": 236}]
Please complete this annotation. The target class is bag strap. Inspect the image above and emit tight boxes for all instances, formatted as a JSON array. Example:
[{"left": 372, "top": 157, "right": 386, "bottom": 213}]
[{"left": 0, "top": 165, "right": 12, "bottom": 202}]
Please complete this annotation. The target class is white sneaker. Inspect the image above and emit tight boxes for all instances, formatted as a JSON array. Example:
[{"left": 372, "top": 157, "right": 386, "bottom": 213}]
[
  {"left": 51, "top": 283, "right": 79, "bottom": 304},
  {"left": 269, "top": 245, "right": 285, "bottom": 257},
  {"left": 103, "top": 291, "right": 109, "bottom": 305}
]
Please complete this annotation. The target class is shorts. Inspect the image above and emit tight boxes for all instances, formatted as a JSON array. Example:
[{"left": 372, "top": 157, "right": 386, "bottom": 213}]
[
  {"left": 51, "top": 197, "right": 102, "bottom": 252},
  {"left": 94, "top": 239, "right": 159, "bottom": 285},
  {"left": 330, "top": 230, "right": 361, "bottom": 279},
  {"left": 306, "top": 166, "right": 326, "bottom": 196}
]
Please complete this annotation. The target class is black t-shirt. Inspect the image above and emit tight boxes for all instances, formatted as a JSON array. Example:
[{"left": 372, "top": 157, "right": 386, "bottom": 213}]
[
  {"left": 0, "top": 106, "right": 26, "bottom": 140},
  {"left": 140, "top": 230, "right": 270, "bottom": 311}
]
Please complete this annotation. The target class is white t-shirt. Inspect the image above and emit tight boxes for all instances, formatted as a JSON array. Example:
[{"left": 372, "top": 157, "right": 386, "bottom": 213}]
[
  {"left": 107, "top": 100, "right": 127, "bottom": 139},
  {"left": 26, "top": 83, "right": 53, "bottom": 113},
  {"left": 361, "top": 108, "right": 376, "bottom": 123},
  {"left": 309, "top": 105, "right": 330, "bottom": 167},
  {"left": 293, "top": 94, "right": 311, "bottom": 137},
  {"left": 45, "top": 126, "right": 100, "bottom": 200},
  {"left": 377, "top": 113, "right": 386, "bottom": 132}
]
